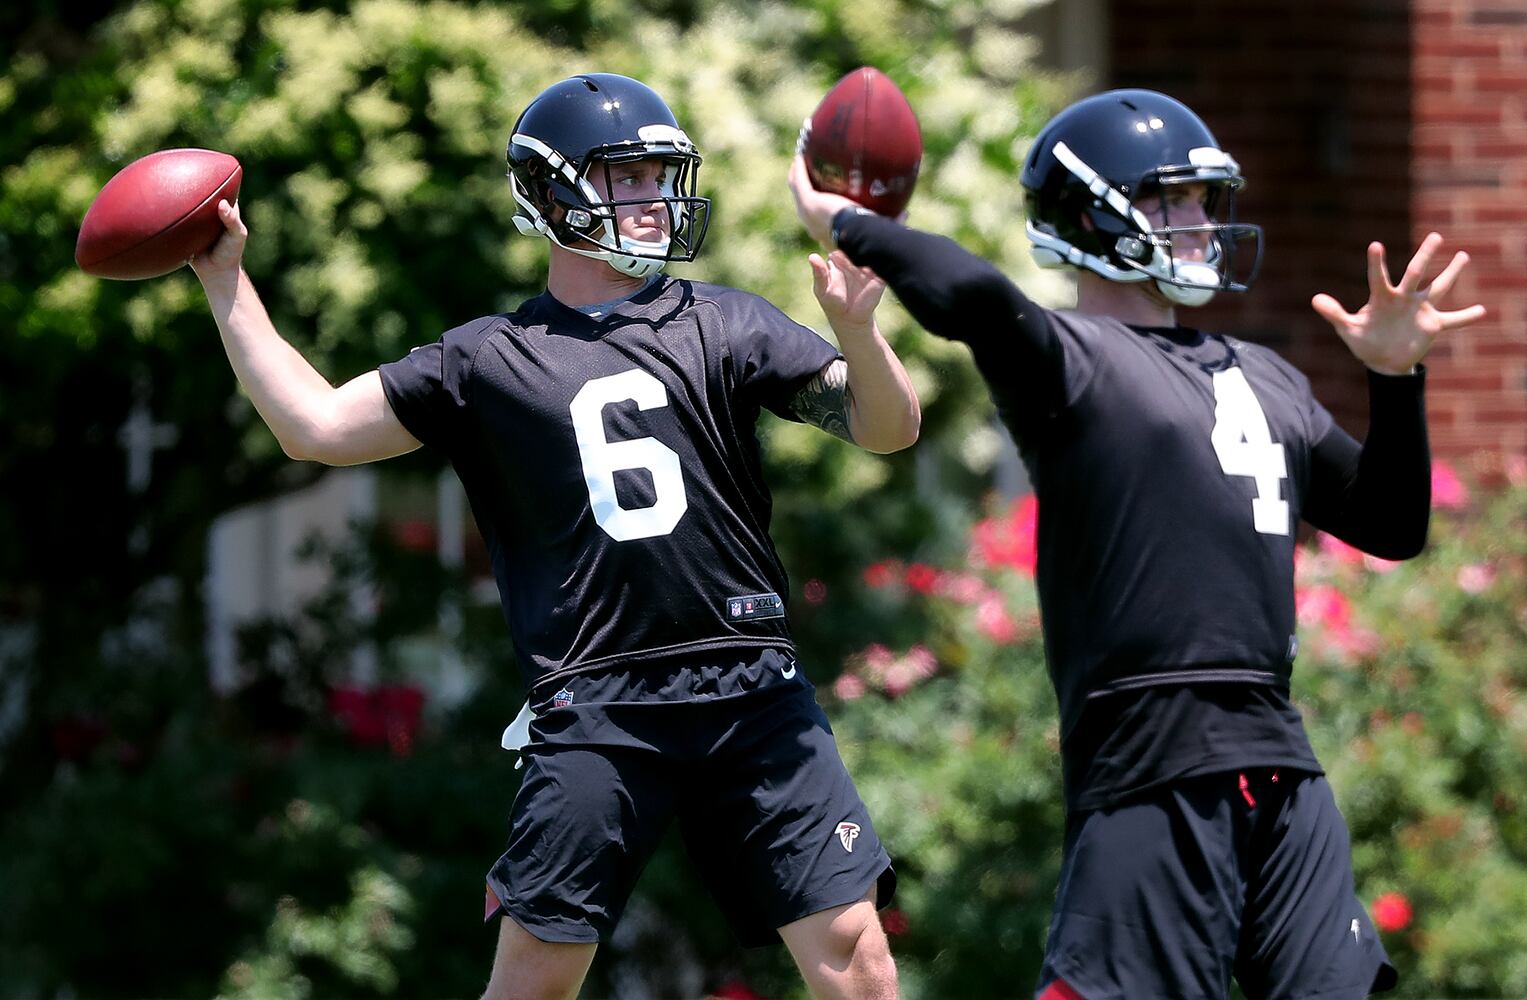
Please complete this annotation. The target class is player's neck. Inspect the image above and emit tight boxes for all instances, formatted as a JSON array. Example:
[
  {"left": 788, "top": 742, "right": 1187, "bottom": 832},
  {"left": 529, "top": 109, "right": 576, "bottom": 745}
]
[
  {"left": 1075, "top": 272, "right": 1179, "bottom": 328},
  {"left": 546, "top": 247, "right": 651, "bottom": 309}
]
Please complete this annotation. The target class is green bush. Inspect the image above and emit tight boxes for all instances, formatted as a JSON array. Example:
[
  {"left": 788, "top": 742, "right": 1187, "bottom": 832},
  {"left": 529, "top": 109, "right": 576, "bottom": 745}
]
[{"left": 822, "top": 469, "right": 1527, "bottom": 998}]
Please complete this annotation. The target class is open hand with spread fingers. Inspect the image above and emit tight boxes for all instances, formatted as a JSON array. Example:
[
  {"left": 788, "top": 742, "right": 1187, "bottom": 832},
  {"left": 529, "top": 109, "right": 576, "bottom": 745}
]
[{"left": 1311, "top": 232, "right": 1488, "bottom": 375}]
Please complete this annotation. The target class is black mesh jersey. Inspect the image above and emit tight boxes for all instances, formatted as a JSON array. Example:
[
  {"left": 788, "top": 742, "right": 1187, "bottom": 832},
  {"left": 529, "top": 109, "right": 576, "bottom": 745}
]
[
  {"left": 379, "top": 276, "right": 839, "bottom": 694},
  {"left": 835, "top": 210, "right": 1429, "bottom": 810},
  {"left": 1013, "top": 312, "right": 1328, "bottom": 733}
]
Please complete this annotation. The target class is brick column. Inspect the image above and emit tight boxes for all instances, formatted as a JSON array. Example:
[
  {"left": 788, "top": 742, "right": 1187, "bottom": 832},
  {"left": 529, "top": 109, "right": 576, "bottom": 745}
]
[{"left": 1413, "top": 0, "right": 1527, "bottom": 475}]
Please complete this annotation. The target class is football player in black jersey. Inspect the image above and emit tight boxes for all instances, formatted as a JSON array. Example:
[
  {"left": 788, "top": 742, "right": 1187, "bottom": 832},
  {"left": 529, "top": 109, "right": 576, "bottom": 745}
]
[
  {"left": 790, "top": 89, "right": 1486, "bottom": 1000},
  {"left": 192, "top": 74, "right": 918, "bottom": 1000}
]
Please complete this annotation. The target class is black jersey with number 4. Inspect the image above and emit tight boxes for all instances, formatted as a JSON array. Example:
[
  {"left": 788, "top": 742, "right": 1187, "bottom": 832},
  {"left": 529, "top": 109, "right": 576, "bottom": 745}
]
[
  {"left": 835, "top": 210, "right": 1430, "bottom": 809},
  {"left": 379, "top": 277, "right": 838, "bottom": 694}
]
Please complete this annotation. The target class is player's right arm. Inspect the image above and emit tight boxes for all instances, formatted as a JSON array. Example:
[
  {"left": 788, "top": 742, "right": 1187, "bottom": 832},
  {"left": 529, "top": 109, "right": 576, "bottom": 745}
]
[
  {"left": 190, "top": 199, "right": 422, "bottom": 466},
  {"left": 786, "top": 155, "right": 1063, "bottom": 421}
]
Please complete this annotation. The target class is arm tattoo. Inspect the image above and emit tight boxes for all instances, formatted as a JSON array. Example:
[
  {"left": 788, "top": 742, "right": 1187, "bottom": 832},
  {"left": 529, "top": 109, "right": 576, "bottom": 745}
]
[{"left": 788, "top": 359, "right": 856, "bottom": 444}]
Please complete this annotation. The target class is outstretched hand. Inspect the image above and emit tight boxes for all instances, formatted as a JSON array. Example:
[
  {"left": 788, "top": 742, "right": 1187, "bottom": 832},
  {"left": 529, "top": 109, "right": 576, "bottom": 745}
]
[
  {"left": 809, "top": 249, "right": 885, "bottom": 333},
  {"left": 1311, "top": 232, "right": 1486, "bottom": 375}
]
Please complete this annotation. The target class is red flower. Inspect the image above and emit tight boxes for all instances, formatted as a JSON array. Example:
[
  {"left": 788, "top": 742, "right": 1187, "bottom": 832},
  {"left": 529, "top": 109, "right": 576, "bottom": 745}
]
[
  {"left": 1371, "top": 892, "right": 1413, "bottom": 933},
  {"left": 881, "top": 908, "right": 910, "bottom": 936},
  {"left": 51, "top": 715, "right": 108, "bottom": 762},
  {"left": 971, "top": 494, "right": 1038, "bottom": 576},
  {"left": 389, "top": 518, "right": 437, "bottom": 553},
  {"left": 709, "top": 980, "right": 765, "bottom": 1000},
  {"left": 862, "top": 560, "right": 900, "bottom": 589},
  {"left": 804, "top": 578, "right": 828, "bottom": 605},
  {"left": 328, "top": 684, "right": 426, "bottom": 756},
  {"left": 904, "top": 563, "right": 941, "bottom": 594}
]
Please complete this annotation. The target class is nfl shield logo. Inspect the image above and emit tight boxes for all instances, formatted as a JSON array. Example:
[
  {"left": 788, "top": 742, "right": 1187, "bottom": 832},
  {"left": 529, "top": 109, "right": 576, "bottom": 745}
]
[
  {"left": 553, "top": 687, "right": 574, "bottom": 708},
  {"left": 729, "top": 600, "right": 743, "bottom": 617}
]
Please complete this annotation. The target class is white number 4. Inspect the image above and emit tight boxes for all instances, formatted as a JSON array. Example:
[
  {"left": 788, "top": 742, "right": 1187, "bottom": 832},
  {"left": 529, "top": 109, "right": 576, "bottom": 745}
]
[
  {"left": 569, "top": 369, "right": 689, "bottom": 541},
  {"left": 1210, "top": 367, "right": 1289, "bottom": 536}
]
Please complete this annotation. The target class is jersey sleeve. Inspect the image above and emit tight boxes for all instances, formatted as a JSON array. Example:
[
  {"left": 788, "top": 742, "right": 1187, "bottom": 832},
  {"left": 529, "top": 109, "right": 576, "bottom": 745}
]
[
  {"left": 832, "top": 208, "right": 1072, "bottom": 433},
  {"left": 377, "top": 317, "right": 496, "bottom": 454},
  {"left": 720, "top": 290, "right": 842, "bottom": 420},
  {"left": 1302, "top": 367, "right": 1430, "bottom": 559}
]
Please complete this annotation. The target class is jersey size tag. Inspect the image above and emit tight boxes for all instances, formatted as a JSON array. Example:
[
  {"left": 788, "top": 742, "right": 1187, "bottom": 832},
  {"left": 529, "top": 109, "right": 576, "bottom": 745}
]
[{"left": 724, "top": 592, "right": 785, "bottom": 622}]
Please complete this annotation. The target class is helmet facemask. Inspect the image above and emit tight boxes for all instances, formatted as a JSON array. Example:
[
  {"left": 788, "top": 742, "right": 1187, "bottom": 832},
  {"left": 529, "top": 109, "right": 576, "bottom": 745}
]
[{"left": 509, "top": 126, "right": 711, "bottom": 279}]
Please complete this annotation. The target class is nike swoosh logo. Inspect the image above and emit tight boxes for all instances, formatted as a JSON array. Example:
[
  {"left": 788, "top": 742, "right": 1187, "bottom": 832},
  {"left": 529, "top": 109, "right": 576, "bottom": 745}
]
[{"left": 781, "top": 661, "right": 797, "bottom": 680}]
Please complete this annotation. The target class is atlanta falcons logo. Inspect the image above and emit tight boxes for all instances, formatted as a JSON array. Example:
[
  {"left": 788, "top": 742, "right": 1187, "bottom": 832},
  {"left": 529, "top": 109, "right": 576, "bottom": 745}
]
[{"left": 836, "top": 821, "right": 861, "bottom": 853}]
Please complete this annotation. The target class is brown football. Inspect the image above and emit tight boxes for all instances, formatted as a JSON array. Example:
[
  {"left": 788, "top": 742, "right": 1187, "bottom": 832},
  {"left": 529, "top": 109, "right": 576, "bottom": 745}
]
[
  {"left": 76, "top": 148, "right": 242, "bottom": 280},
  {"left": 799, "top": 67, "right": 922, "bottom": 217}
]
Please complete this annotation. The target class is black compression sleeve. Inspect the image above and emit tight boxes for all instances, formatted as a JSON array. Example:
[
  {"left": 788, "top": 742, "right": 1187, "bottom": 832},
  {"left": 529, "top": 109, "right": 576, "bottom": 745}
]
[
  {"left": 1303, "top": 368, "right": 1431, "bottom": 560},
  {"left": 832, "top": 208, "right": 1052, "bottom": 350},
  {"left": 832, "top": 207, "right": 1065, "bottom": 423}
]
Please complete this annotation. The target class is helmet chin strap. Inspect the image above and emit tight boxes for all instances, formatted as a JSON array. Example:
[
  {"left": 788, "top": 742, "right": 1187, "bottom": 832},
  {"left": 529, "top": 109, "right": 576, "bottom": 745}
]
[
  {"left": 1156, "top": 261, "right": 1219, "bottom": 307},
  {"left": 607, "top": 233, "right": 671, "bottom": 278}
]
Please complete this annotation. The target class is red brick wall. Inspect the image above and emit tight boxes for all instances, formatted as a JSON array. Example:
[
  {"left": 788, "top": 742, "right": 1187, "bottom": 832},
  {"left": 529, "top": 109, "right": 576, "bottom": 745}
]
[
  {"left": 1108, "top": 0, "right": 1527, "bottom": 475},
  {"left": 1412, "top": 0, "right": 1527, "bottom": 473}
]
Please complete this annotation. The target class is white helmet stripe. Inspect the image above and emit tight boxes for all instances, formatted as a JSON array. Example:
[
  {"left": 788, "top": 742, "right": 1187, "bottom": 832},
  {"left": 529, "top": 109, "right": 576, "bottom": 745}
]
[{"left": 1051, "top": 141, "right": 1155, "bottom": 236}]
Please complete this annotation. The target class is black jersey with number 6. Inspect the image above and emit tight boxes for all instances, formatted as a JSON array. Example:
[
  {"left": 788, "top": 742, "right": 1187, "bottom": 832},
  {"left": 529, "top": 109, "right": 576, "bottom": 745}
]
[{"left": 379, "top": 277, "right": 839, "bottom": 693}]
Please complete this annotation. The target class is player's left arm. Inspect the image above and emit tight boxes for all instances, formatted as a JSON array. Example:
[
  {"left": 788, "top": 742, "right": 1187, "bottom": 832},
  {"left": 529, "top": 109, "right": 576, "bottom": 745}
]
[
  {"left": 789, "top": 250, "right": 921, "bottom": 453},
  {"left": 1302, "top": 369, "right": 1431, "bottom": 560},
  {"left": 1302, "top": 232, "right": 1486, "bottom": 559}
]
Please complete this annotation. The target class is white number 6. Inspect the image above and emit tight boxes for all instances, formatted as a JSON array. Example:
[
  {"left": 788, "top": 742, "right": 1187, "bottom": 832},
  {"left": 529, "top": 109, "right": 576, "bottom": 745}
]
[
  {"left": 1210, "top": 367, "right": 1289, "bottom": 536},
  {"left": 569, "top": 369, "right": 689, "bottom": 541}
]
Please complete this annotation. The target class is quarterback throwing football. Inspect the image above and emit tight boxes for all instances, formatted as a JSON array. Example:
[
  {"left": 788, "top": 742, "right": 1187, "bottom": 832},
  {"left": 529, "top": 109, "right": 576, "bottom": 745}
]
[
  {"left": 791, "top": 88, "right": 1484, "bottom": 1000},
  {"left": 194, "top": 74, "right": 916, "bottom": 1000}
]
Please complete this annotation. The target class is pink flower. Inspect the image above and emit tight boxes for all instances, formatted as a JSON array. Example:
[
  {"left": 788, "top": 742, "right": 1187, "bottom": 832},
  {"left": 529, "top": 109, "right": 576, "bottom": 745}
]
[
  {"left": 976, "top": 594, "right": 1020, "bottom": 644},
  {"left": 1318, "top": 532, "right": 1365, "bottom": 566},
  {"left": 833, "top": 673, "right": 867, "bottom": 701},
  {"left": 937, "top": 572, "right": 988, "bottom": 605},
  {"left": 804, "top": 579, "right": 828, "bottom": 605},
  {"left": 881, "top": 908, "right": 910, "bottom": 936},
  {"left": 710, "top": 981, "right": 765, "bottom": 1000},
  {"left": 1371, "top": 892, "right": 1413, "bottom": 933},
  {"left": 862, "top": 560, "right": 900, "bottom": 589},
  {"left": 904, "top": 563, "right": 941, "bottom": 594},
  {"left": 1431, "top": 461, "right": 1469, "bottom": 510},
  {"left": 971, "top": 494, "right": 1038, "bottom": 576},
  {"left": 1507, "top": 455, "right": 1527, "bottom": 487},
  {"left": 1296, "top": 585, "right": 1351, "bottom": 631},
  {"left": 884, "top": 645, "right": 940, "bottom": 696},
  {"left": 905, "top": 645, "right": 938, "bottom": 680},
  {"left": 1457, "top": 563, "right": 1495, "bottom": 594}
]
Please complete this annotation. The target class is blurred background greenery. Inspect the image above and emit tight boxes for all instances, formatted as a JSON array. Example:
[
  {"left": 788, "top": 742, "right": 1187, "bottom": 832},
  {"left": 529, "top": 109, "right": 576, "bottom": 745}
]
[{"left": 2, "top": 0, "right": 1525, "bottom": 997}]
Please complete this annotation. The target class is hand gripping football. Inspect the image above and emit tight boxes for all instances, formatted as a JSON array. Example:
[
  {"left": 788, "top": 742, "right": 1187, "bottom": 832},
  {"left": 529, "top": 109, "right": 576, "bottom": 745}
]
[
  {"left": 798, "top": 67, "right": 922, "bottom": 217},
  {"left": 76, "top": 148, "right": 242, "bottom": 280}
]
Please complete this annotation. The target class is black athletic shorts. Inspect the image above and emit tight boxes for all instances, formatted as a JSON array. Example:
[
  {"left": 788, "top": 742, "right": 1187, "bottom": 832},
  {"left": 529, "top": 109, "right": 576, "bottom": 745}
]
[
  {"left": 1036, "top": 768, "right": 1397, "bottom": 1000},
  {"left": 485, "top": 648, "right": 896, "bottom": 947}
]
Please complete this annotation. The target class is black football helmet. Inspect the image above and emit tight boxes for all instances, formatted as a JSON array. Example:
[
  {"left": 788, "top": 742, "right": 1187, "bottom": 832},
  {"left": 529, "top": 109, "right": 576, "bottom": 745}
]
[
  {"left": 507, "top": 74, "right": 710, "bottom": 278},
  {"left": 1020, "top": 89, "right": 1262, "bottom": 307}
]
